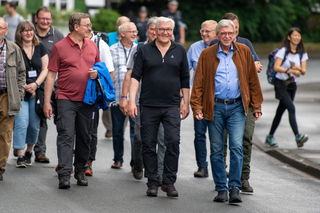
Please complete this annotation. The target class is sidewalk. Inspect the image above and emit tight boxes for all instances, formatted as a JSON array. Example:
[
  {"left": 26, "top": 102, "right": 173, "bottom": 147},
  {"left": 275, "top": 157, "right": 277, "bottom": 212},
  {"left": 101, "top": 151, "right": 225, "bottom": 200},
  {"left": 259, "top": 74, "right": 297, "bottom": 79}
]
[{"left": 253, "top": 82, "right": 320, "bottom": 179}]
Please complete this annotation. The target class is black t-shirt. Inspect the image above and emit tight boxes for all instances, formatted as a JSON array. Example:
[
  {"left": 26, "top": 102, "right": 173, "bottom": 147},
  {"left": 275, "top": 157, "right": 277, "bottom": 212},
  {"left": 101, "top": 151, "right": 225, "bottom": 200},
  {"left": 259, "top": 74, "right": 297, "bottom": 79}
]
[
  {"left": 22, "top": 42, "right": 47, "bottom": 99},
  {"left": 132, "top": 41, "right": 189, "bottom": 107}
]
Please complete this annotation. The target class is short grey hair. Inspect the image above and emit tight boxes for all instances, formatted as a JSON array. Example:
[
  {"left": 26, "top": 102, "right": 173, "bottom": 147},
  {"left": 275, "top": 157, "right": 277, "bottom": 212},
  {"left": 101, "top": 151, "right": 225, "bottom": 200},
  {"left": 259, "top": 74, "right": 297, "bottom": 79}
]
[
  {"left": 216, "top": 19, "right": 235, "bottom": 34},
  {"left": 147, "top": 16, "right": 158, "bottom": 28},
  {"left": 118, "top": 22, "right": 136, "bottom": 34},
  {"left": 155, "top": 16, "right": 175, "bottom": 29}
]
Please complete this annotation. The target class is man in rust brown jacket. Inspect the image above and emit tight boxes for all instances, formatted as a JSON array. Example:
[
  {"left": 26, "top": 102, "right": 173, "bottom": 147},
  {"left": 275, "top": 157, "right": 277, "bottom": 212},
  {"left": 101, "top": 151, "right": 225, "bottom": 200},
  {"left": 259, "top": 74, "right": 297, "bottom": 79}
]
[{"left": 190, "top": 19, "right": 263, "bottom": 204}]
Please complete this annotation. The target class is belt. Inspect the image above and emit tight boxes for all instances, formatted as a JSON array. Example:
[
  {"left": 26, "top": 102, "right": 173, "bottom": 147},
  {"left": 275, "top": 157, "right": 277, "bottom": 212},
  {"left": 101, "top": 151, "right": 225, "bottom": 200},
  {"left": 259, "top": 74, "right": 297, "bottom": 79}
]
[
  {"left": 0, "top": 88, "right": 7, "bottom": 94},
  {"left": 215, "top": 97, "right": 241, "bottom": 104}
]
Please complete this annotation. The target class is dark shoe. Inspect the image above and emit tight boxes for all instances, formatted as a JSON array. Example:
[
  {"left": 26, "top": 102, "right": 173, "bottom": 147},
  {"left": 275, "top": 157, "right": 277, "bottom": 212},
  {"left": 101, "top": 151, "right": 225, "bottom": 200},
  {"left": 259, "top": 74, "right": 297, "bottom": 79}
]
[
  {"left": 0, "top": 173, "right": 3, "bottom": 181},
  {"left": 132, "top": 168, "right": 143, "bottom": 180},
  {"left": 24, "top": 151, "right": 32, "bottom": 166},
  {"left": 105, "top": 130, "right": 112, "bottom": 138},
  {"left": 295, "top": 134, "right": 308, "bottom": 148},
  {"left": 16, "top": 157, "right": 27, "bottom": 168},
  {"left": 111, "top": 161, "right": 122, "bottom": 169},
  {"left": 229, "top": 188, "right": 242, "bottom": 203},
  {"left": 35, "top": 154, "right": 50, "bottom": 163},
  {"left": 241, "top": 179, "right": 254, "bottom": 193},
  {"left": 193, "top": 167, "right": 208, "bottom": 178},
  {"left": 146, "top": 185, "right": 158, "bottom": 197},
  {"left": 74, "top": 172, "right": 88, "bottom": 186},
  {"left": 13, "top": 149, "right": 18, "bottom": 157},
  {"left": 85, "top": 161, "right": 93, "bottom": 176},
  {"left": 58, "top": 175, "right": 71, "bottom": 189},
  {"left": 161, "top": 184, "right": 179, "bottom": 197},
  {"left": 213, "top": 190, "right": 228, "bottom": 202}
]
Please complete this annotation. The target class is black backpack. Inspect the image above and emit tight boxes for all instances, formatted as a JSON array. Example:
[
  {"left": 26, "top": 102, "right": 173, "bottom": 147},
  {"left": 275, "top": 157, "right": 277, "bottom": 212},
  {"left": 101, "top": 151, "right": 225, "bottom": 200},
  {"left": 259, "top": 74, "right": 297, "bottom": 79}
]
[
  {"left": 93, "top": 31, "right": 109, "bottom": 50},
  {"left": 266, "top": 48, "right": 304, "bottom": 85}
]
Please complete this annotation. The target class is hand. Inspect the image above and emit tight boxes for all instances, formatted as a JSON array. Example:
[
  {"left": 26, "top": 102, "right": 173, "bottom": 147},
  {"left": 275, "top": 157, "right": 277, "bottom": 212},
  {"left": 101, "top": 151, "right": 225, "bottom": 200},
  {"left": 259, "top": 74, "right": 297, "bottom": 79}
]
[
  {"left": 195, "top": 111, "right": 204, "bottom": 120},
  {"left": 120, "top": 98, "right": 128, "bottom": 115},
  {"left": 253, "top": 112, "right": 262, "bottom": 121},
  {"left": 127, "top": 101, "right": 137, "bottom": 118},
  {"left": 180, "top": 99, "right": 189, "bottom": 120},
  {"left": 291, "top": 69, "right": 301, "bottom": 76},
  {"left": 43, "top": 102, "right": 53, "bottom": 119},
  {"left": 254, "top": 61, "right": 263, "bottom": 73},
  {"left": 88, "top": 68, "right": 98, "bottom": 79},
  {"left": 24, "top": 82, "right": 37, "bottom": 94}
]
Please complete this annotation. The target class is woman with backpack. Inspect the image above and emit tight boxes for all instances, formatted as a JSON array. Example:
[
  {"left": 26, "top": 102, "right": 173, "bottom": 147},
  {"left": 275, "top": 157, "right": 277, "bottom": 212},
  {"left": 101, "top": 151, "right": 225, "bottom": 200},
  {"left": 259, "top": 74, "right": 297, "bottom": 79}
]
[{"left": 265, "top": 27, "right": 308, "bottom": 148}]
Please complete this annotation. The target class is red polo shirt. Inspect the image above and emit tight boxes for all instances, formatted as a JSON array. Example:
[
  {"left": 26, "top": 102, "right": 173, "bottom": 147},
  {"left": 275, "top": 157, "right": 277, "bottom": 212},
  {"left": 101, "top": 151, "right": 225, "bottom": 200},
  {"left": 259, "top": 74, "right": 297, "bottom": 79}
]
[{"left": 48, "top": 34, "right": 100, "bottom": 101}]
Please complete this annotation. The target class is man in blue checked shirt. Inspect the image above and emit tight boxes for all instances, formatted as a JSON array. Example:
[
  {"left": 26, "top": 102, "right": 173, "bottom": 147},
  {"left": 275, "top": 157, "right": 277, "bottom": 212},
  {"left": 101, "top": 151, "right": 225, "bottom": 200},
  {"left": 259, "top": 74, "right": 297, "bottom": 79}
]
[{"left": 187, "top": 20, "right": 217, "bottom": 179}]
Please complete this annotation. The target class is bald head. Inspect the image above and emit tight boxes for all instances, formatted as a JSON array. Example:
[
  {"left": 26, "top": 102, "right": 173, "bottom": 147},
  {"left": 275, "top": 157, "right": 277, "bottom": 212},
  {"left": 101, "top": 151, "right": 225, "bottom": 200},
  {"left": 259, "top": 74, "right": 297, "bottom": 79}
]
[{"left": 116, "top": 16, "right": 130, "bottom": 28}]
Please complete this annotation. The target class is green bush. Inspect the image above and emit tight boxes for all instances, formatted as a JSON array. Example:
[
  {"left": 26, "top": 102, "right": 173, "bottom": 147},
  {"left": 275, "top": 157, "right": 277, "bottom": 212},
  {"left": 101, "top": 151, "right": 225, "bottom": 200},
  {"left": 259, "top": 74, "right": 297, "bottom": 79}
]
[{"left": 92, "top": 9, "right": 120, "bottom": 33}]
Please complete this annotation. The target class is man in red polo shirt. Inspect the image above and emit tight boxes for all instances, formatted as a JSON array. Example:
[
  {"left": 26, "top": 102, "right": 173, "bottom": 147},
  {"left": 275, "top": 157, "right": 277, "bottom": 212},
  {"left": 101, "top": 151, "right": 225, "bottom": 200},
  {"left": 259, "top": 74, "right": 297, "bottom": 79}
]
[{"left": 43, "top": 13, "right": 99, "bottom": 189}]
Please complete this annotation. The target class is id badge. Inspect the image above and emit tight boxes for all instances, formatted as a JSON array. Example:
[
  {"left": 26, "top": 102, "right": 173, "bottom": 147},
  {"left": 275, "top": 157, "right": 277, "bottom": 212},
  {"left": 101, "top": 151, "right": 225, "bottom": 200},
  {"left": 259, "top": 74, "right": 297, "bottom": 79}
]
[{"left": 28, "top": 70, "right": 37, "bottom": 78}]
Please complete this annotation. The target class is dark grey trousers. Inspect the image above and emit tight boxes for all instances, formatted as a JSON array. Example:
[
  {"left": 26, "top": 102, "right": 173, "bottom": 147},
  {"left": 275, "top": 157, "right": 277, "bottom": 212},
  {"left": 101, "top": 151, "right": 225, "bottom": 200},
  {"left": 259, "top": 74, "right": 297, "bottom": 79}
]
[
  {"left": 34, "top": 117, "right": 47, "bottom": 156},
  {"left": 56, "top": 99, "right": 95, "bottom": 176}
]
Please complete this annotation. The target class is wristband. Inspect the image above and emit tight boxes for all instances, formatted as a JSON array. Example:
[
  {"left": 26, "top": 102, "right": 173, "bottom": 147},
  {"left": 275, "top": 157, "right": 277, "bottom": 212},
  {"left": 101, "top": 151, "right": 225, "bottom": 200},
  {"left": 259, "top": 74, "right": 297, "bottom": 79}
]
[
  {"left": 121, "top": 96, "right": 127, "bottom": 99},
  {"left": 34, "top": 81, "right": 40, "bottom": 88}
]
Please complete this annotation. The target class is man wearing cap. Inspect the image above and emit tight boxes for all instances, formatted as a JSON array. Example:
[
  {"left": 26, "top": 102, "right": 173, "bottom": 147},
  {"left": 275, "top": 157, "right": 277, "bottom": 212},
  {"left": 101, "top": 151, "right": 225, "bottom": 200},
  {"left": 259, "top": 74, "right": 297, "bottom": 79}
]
[
  {"left": 134, "top": 6, "right": 149, "bottom": 42},
  {"left": 161, "top": 0, "right": 186, "bottom": 45}
]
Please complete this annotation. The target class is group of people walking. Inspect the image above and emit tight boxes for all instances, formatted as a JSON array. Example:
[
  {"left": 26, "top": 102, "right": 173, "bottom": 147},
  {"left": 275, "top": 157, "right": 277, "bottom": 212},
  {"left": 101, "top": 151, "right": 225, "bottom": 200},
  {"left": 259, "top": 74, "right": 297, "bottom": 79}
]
[{"left": 0, "top": 0, "right": 309, "bottom": 205}]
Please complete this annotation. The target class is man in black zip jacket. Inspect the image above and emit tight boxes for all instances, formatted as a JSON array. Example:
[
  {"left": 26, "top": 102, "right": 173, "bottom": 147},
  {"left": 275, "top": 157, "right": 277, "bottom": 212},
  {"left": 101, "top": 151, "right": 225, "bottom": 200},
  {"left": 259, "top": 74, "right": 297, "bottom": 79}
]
[{"left": 128, "top": 17, "right": 190, "bottom": 198}]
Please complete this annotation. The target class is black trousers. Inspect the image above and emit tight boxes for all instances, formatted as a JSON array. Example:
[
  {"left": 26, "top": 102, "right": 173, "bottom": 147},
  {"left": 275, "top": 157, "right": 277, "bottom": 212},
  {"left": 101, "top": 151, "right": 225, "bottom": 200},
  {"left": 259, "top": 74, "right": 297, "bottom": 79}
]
[
  {"left": 89, "top": 109, "right": 99, "bottom": 161},
  {"left": 270, "top": 80, "right": 298, "bottom": 136},
  {"left": 56, "top": 99, "right": 95, "bottom": 176},
  {"left": 140, "top": 106, "right": 180, "bottom": 186}
]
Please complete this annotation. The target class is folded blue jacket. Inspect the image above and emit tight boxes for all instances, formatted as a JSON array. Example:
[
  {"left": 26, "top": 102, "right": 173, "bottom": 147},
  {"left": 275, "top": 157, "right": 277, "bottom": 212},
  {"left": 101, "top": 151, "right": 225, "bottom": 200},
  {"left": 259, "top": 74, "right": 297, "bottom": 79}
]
[{"left": 83, "top": 62, "right": 115, "bottom": 110}]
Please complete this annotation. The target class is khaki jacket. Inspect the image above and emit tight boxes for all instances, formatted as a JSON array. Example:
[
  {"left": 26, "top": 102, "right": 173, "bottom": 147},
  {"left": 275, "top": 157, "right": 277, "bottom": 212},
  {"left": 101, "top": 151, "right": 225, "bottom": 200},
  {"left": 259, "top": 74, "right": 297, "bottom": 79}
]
[
  {"left": 5, "top": 40, "right": 26, "bottom": 115},
  {"left": 190, "top": 42, "right": 263, "bottom": 120}
]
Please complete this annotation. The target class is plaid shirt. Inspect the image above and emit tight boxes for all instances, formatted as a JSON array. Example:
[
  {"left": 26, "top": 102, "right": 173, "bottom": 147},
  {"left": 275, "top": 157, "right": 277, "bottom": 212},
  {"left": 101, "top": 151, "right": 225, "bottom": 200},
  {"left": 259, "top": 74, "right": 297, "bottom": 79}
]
[
  {"left": 0, "top": 42, "right": 7, "bottom": 89},
  {"left": 110, "top": 41, "right": 136, "bottom": 104}
]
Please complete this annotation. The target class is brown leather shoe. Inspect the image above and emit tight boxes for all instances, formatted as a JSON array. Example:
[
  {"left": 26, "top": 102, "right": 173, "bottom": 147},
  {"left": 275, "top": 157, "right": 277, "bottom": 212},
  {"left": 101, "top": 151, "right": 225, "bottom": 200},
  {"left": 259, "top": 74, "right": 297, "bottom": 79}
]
[
  {"left": 35, "top": 154, "right": 50, "bottom": 163},
  {"left": 105, "top": 130, "right": 112, "bottom": 138},
  {"left": 111, "top": 161, "right": 122, "bottom": 169}
]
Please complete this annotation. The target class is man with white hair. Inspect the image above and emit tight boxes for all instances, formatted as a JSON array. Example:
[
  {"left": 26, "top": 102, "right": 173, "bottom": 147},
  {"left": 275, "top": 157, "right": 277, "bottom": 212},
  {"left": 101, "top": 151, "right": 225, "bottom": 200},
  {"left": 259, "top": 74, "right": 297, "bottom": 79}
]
[
  {"left": 190, "top": 19, "right": 263, "bottom": 203},
  {"left": 128, "top": 17, "right": 190, "bottom": 198},
  {"left": 187, "top": 20, "right": 217, "bottom": 178},
  {"left": 109, "top": 22, "right": 137, "bottom": 170}
]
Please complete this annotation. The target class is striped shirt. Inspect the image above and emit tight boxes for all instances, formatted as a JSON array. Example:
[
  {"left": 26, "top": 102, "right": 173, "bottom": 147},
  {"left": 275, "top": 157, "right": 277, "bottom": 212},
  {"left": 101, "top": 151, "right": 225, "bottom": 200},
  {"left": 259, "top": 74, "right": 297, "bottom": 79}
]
[{"left": 110, "top": 41, "right": 136, "bottom": 104}]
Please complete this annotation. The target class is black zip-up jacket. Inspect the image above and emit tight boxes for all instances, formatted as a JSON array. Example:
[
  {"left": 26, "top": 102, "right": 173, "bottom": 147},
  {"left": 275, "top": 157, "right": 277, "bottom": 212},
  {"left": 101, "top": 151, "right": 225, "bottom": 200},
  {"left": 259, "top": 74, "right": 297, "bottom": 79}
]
[{"left": 132, "top": 40, "right": 189, "bottom": 107}]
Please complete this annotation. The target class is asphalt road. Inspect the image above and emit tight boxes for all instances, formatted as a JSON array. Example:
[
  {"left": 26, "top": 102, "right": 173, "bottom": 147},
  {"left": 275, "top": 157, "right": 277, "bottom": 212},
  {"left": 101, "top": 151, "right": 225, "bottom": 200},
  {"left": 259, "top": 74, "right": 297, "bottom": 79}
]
[
  {"left": 1, "top": 112, "right": 320, "bottom": 213},
  {"left": 1, "top": 59, "right": 320, "bottom": 213}
]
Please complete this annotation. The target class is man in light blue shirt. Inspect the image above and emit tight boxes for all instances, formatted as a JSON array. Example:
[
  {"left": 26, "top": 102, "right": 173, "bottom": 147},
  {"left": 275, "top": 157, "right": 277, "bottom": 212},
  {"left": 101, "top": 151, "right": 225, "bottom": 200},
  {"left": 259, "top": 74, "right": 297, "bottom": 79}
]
[{"left": 187, "top": 20, "right": 217, "bottom": 178}]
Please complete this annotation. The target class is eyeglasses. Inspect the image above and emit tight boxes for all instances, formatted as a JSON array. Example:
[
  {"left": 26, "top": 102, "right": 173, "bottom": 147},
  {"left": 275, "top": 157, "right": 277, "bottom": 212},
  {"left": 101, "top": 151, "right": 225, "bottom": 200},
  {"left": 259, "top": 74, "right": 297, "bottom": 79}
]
[
  {"left": 79, "top": 24, "right": 92, "bottom": 28},
  {"left": 125, "top": 30, "right": 138, "bottom": 35},
  {"left": 200, "top": 30, "right": 214, "bottom": 34},
  {"left": 157, "top": 28, "right": 173, "bottom": 33},
  {"left": 219, "top": 32, "right": 234, "bottom": 37},
  {"left": 38, "top": 17, "right": 52, "bottom": 21},
  {"left": 22, "top": 29, "right": 33, "bottom": 33}
]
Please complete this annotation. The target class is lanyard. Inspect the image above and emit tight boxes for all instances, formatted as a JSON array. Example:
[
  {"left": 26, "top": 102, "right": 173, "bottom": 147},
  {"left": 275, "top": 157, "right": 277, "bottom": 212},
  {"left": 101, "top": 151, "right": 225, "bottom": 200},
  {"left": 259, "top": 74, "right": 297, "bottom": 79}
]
[
  {"left": 0, "top": 42, "right": 5, "bottom": 56},
  {"left": 121, "top": 42, "right": 133, "bottom": 63}
]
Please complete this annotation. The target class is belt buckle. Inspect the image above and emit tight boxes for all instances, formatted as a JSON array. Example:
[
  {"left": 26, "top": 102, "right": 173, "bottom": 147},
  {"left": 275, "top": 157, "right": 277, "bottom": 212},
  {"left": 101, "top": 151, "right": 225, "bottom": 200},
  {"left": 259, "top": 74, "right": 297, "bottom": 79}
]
[{"left": 224, "top": 99, "right": 229, "bottom": 104}]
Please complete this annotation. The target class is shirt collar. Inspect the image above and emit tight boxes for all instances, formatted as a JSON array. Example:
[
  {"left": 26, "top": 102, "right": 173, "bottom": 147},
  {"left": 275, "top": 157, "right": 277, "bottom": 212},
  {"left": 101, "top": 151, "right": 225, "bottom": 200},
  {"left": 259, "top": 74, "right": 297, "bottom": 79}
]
[
  {"left": 217, "top": 42, "right": 234, "bottom": 54},
  {"left": 66, "top": 33, "right": 87, "bottom": 47}
]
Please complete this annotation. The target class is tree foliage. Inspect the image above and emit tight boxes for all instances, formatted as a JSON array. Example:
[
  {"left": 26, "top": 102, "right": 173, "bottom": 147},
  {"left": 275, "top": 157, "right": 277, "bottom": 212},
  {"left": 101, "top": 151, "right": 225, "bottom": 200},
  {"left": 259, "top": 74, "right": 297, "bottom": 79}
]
[
  {"left": 129, "top": 0, "right": 320, "bottom": 42},
  {"left": 92, "top": 9, "right": 120, "bottom": 33}
]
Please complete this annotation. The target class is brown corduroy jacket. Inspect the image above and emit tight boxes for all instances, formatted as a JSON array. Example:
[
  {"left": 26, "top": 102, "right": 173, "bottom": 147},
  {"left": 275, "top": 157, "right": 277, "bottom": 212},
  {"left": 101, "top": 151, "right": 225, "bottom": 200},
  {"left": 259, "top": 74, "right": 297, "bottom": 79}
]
[{"left": 190, "top": 42, "right": 263, "bottom": 120}]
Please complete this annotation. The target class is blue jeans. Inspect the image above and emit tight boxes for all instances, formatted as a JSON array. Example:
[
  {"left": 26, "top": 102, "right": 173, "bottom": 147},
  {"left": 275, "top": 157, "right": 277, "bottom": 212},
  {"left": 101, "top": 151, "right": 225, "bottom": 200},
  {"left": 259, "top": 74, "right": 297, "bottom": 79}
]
[
  {"left": 13, "top": 98, "right": 40, "bottom": 149},
  {"left": 193, "top": 118, "right": 208, "bottom": 168},
  {"left": 207, "top": 100, "right": 246, "bottom": 191},
  {"left": 111, "top": 105, "right": 135, "bottom": 163}
]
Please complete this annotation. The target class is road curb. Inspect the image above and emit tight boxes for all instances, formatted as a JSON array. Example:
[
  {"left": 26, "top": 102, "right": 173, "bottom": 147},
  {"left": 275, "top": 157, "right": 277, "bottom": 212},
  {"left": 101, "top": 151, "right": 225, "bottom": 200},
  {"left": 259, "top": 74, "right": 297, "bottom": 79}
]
[{"left": 253, "top": 135, "right": 320, "bottom": 179}]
